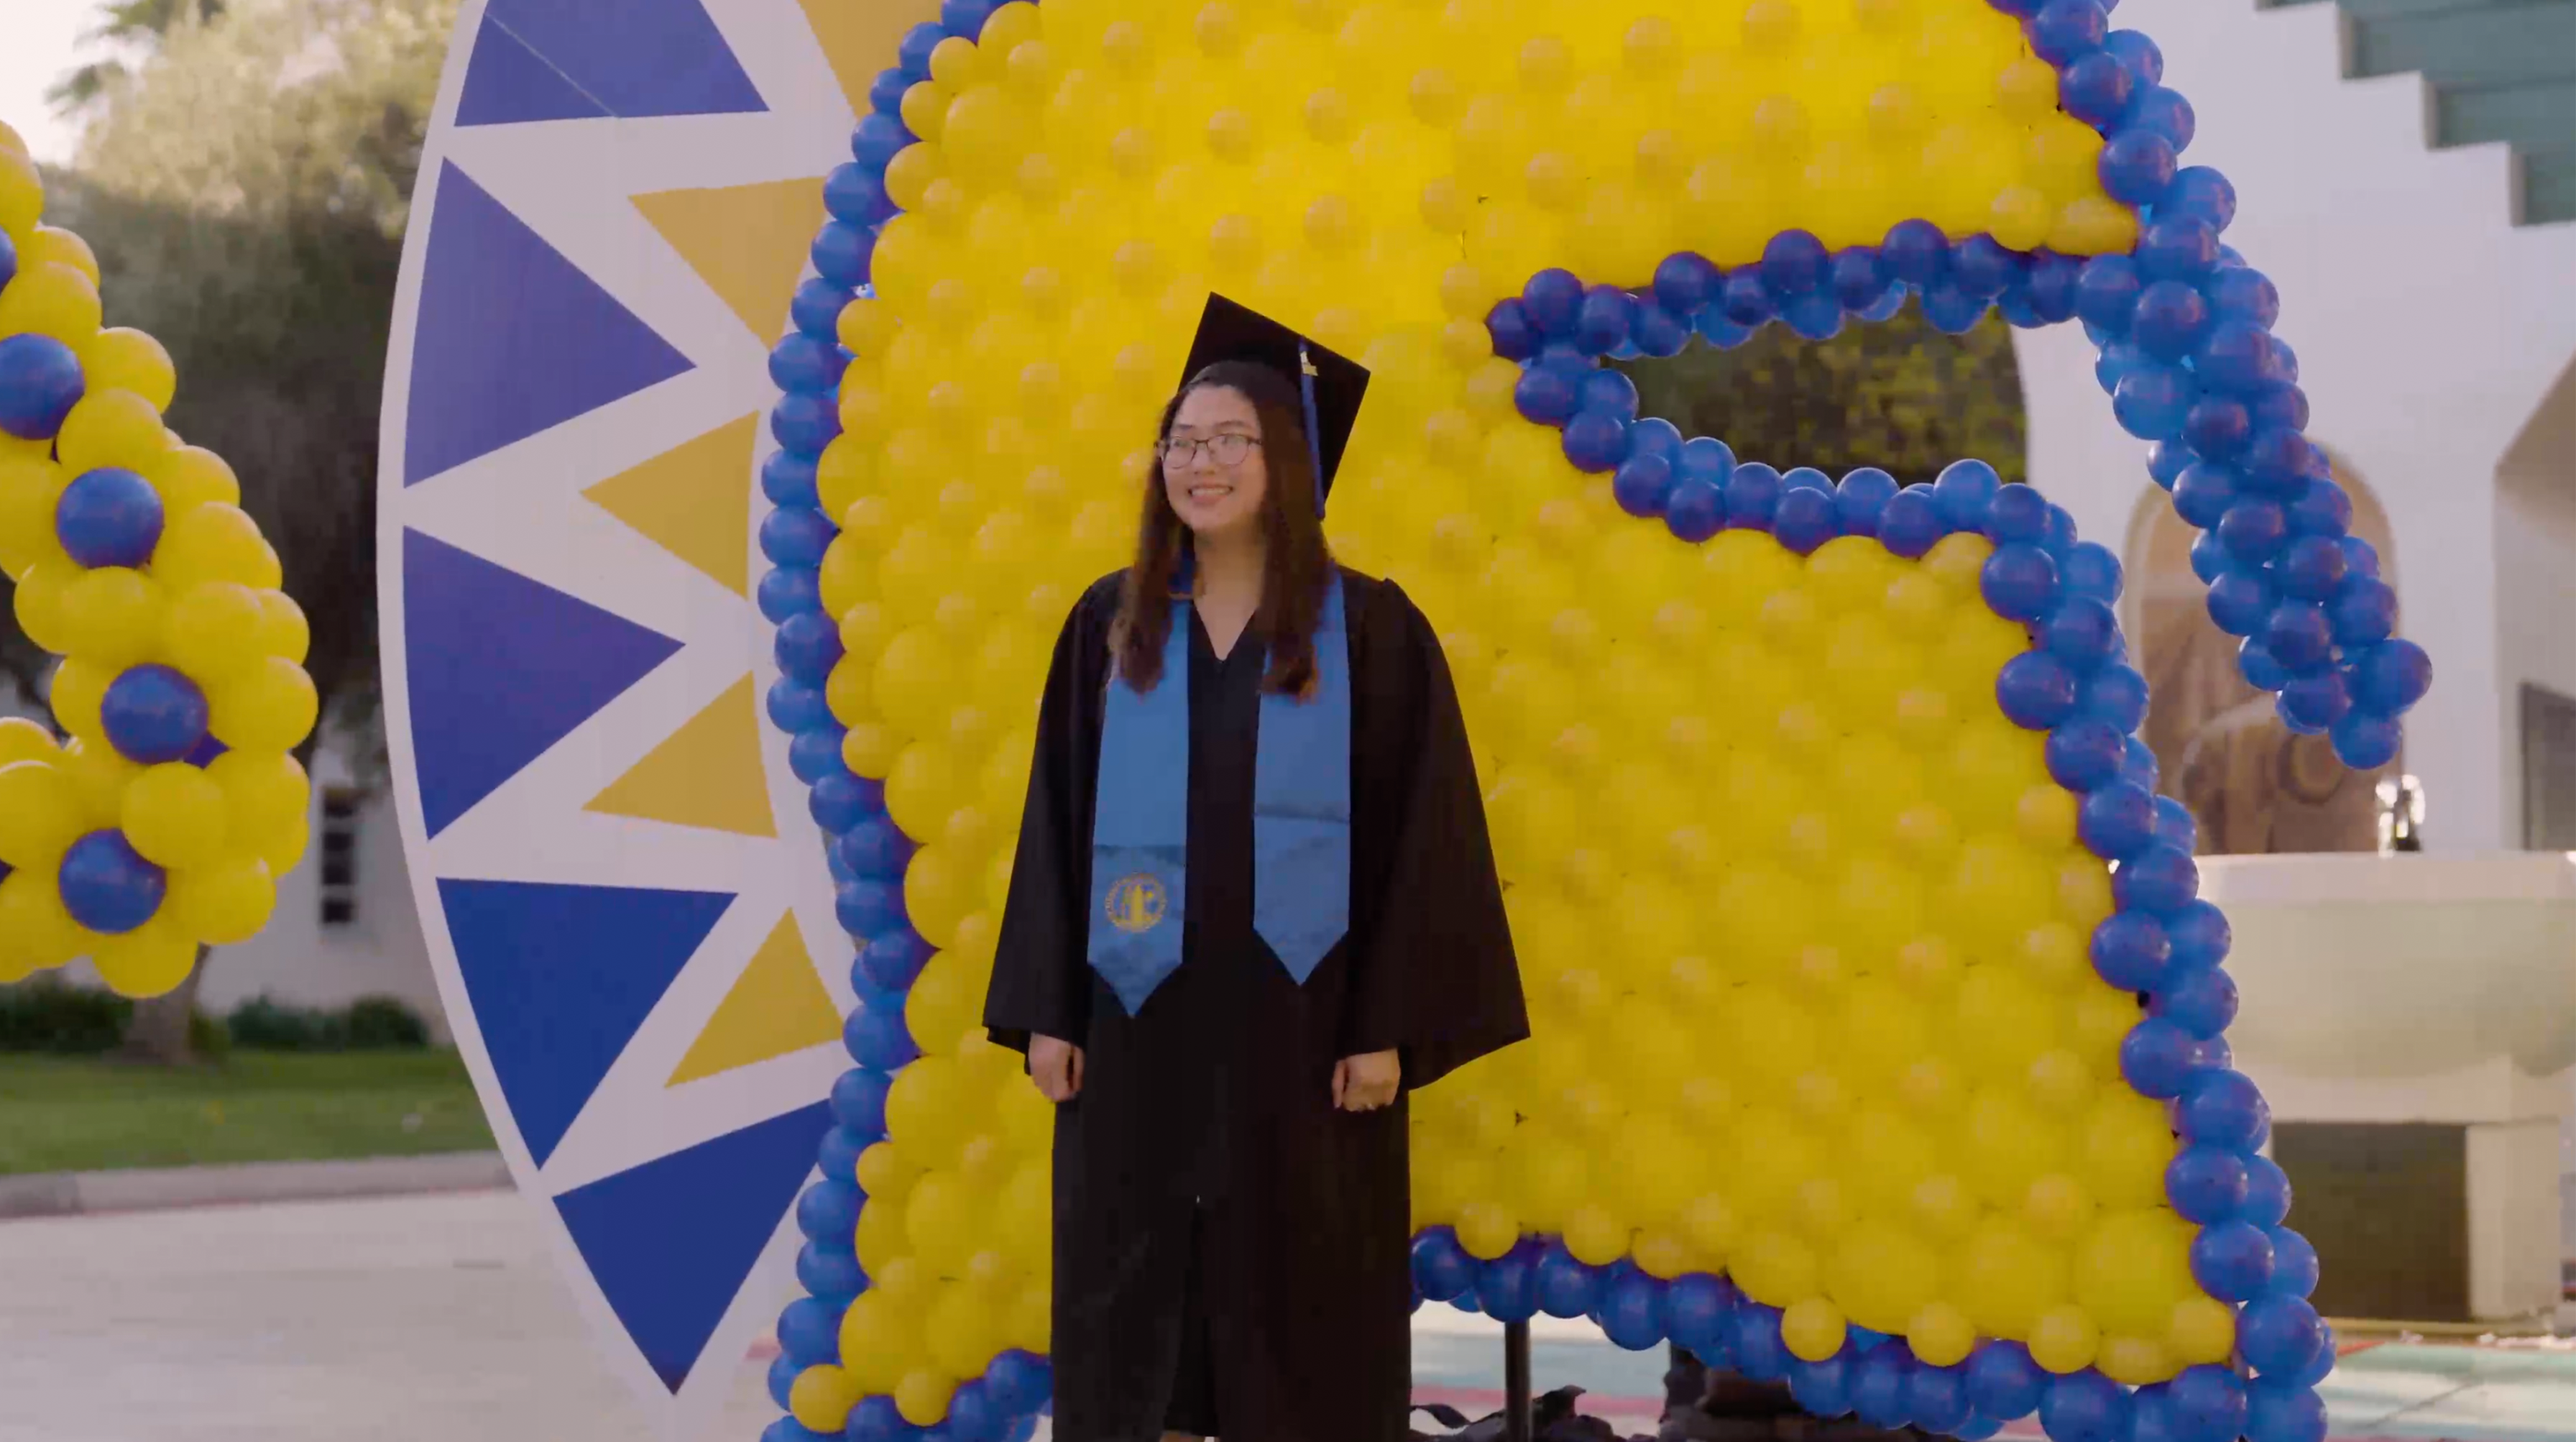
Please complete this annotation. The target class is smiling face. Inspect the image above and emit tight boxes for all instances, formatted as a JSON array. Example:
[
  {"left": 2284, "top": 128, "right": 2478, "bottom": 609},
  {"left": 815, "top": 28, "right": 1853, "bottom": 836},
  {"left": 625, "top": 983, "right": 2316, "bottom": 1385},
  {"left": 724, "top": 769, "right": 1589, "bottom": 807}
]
[{"left": 1160, "top": 384, "right": 1270, "bottom": 545}]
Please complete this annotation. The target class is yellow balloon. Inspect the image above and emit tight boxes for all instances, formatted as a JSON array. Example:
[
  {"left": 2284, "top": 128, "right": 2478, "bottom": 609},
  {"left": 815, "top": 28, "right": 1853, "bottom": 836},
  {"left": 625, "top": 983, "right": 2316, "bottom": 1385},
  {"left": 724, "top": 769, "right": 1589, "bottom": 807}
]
[
  {"left": 254, "top": 589, "right": 311, "bottom": 665},
  {"left": 162, "top": 582, "right": 267, "bottom": 680},
  {"left": 0, "top": 452, "right": 67, "bottom": 577},
  {"left": 207, "top": 656, "right": 320, "bottom": 754},
  {"left": 0, "top": 261, "right": 104, "bottom": 345},
  {"left": 121, "top": 763, "right": 231, "bottom": 870},
  {"left": 0, "top": 760, "right": 85, "bottom": 867},
  {"left": 58, "top": 739, "right": 142, "bottom": 827},
  {"left": 143, "top": 446, "right": 241, "bottom": 510},
  {"left": 836, "top": 1293, "right": 916, "bottom": 1392},
  {"left": 79, "top": 329, "right": 178, "bottom": 411},
  {"left": 24, "top": 226, "right": 100, "bottom": 286},
  {"left": 0, "top": 869, "right": 84, "bottom": 970},
  {"left": 11, "top": 557, "right": 78, "bottom": 652},
  {"left": 55, "top": 390, "right": 171, "bottom": 475},
  {"left": 59, "top": 566, "right": 167, "bottom": 666},
  {"left": 206, "top": 750, "right": 310, "bottom": 837},
  {"left": 0, "top": 120, "right": 25, "bottom": 161},
  {"left": 893, "top": 1368, "right": 957, "bottom": 1427},
  {"left": 2167, "top": 1294, "right": 2239, "bottom": 1366},
  {"left": 786, "top": 1364, "right": 858, "bottom": 1432},
  {"left": 167, "top": 856, "right": 276, "bottom": 945},
  {"left": 0, "top": 147, "right": 42, "bottom": 242},
  {"left": 151, "top": 503, "right": 281, "bottom": 591},
  {"left": 46, "top": 656, "right": 112, "bottom": 739},
  {"left": 0, "top": 716, "right": 58, "bottom": 766},
  {"left": 1908, "top": 1300, "right": 1977, "bottom": 1367},
  {"left": 2028, "top": 1302, "right": 2102, "bottom": 1374},
  {"left": 93, "top": 917, "right": 198, "bottom": 998},
  {"left": 1780, "top": 1295, "right": 1846, "bottom": 1362},
  {"left": 251, "top": 814, "right": 310, "bottom": 876},
  {"left": 925, "top": 1277, "right": 1002, "bottom": 1377}
]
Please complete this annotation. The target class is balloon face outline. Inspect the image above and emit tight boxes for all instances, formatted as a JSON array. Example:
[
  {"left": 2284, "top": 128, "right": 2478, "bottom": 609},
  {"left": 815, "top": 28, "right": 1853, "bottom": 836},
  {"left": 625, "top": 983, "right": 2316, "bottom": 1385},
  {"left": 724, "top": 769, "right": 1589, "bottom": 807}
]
[{"left": 753, "top": 4, "right": 2406, "bottom": 1437}]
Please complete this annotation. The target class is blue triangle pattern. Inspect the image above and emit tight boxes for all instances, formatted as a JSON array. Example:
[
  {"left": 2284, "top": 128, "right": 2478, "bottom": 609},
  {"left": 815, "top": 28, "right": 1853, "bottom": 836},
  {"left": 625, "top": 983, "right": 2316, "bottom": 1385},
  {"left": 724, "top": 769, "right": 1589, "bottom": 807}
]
[
  {"left": 479, "top": 0, "right": 764, "bottom": 121},
  {"left": 555, "top": 1101, "right": 834, "bottom": 1391},
  {"left": 403, "top": 529, "right": 682, "bottom": 836},
  {"left": 438, "top": 878, "right": 738, "bottom": 1167},
  {"left": 455, "top": 12, "right": 611, "bottom": 127},
  {"left": 404, "top": 162, "right": 693, "bottom": 485}
]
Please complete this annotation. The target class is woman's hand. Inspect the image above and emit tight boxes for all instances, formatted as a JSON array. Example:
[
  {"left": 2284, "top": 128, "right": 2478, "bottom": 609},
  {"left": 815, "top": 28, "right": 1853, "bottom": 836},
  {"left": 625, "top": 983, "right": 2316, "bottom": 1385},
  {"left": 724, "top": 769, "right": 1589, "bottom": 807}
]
[
  {"left": 1333, "top": 1050, "right": 1401, "bottom": 1112},
  {"left": 1030, "top": 1034, "right": 1084, "bottom": 1103}
]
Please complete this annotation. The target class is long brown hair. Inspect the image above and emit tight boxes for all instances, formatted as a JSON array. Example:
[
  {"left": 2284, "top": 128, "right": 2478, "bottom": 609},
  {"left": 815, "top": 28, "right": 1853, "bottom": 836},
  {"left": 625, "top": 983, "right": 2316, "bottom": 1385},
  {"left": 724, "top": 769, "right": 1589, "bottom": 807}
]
[{"left": 1113, "top": 360, "right": 1336, "bottom": 697}]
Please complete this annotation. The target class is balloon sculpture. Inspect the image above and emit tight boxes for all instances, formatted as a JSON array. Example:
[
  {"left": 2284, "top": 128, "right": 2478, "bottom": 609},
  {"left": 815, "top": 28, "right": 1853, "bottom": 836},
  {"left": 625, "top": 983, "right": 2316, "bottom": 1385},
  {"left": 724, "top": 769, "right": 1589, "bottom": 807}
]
[
  {"left": 739, "top": 1, "right": 2429, "bottom": 1439},
  {"left": 0, "top": 119, "right": 320, "bottom": 993}
]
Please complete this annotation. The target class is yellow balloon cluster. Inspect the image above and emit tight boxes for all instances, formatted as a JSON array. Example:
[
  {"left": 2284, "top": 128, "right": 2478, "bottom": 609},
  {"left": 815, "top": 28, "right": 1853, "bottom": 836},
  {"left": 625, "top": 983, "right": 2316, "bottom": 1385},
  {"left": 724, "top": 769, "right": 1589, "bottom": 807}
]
[
  {"left": 803, "top": 0, "right": 2196, "bottom": 1414},
  {"left": 0, "top": 120, "right": 318, "bottom": 993}
]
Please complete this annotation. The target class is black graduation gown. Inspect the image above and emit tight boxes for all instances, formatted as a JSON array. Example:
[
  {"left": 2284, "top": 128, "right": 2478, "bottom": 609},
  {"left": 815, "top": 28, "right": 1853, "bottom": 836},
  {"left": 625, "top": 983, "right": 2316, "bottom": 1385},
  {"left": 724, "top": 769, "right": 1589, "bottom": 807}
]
[{"left": 983, "top": 566, "right": 1528, "bottom": 1442}]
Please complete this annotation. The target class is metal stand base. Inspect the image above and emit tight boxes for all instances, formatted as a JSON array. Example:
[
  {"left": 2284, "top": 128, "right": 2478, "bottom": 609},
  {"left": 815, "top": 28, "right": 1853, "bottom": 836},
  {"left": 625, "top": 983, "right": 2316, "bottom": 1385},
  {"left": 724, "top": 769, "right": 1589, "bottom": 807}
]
[{"left": 1503, "top": 1319, "right": 1532, "bottom": 1442}]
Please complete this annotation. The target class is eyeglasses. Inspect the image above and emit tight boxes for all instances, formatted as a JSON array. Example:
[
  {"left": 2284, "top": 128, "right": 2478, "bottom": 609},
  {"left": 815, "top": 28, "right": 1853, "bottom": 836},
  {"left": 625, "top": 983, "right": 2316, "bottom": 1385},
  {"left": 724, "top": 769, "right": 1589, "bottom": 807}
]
[{"left": 1159, "top": 433, "right": 1260, "bottom": 469}]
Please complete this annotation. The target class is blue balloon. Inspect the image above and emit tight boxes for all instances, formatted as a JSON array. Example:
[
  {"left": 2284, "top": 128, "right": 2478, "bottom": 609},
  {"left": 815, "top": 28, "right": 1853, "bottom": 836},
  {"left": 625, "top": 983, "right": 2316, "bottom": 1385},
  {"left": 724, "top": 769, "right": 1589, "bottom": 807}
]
[
  {"left": 2075, "top": 255, "right": 2144, "bottom": 335},
  {"left": 846, "top": 1395, "right": 910, "bottom": 1442},
  {"left": 1835, "top": 467, "right": 1898, "bottom": 535},
  {"left": 2091, "top": 910, "right": 2173, "bottom": 991},
  {"left": 2061, "top": 541, "right": 2123, "bottom": 603},
  {"left": 2240, "top": 1293, "right": 2326, "bottom": 1378},
  {"left": 2079, "top": 663, "right": 2150, "bottom": 733},
  {"left": 58, "top": 830, "right": 166, "bottom": 934},
  {"left": 1486, "top": 298, "right": 1538, "bottom": 360},
  {"left": 1788, "top": 1352, "right": 1853, "bottom": 1418},
  {"left": 2170, "top": 461, "right": 2241, "bottom": 531},
  {"left": 1599, "top": 1271, "right": 1668, "bottom": 1350},
  {"left": 1918, "top": 283, "right": 1990, "bottom": 334},
  {"left": 1906, "top": 1364, "right": 1972, "bottom": 1435},
  {"left": 1411, "top": 1228, "right": 1478, "bottom": 1300},
  {"left": 1473, "top": 1244, "right": 1540, "bottom": 1323},
  {"left": 2166, "top": 1144, "right": 2250, "bottom": 1223},
  {"left": 2113, "top": 842, "right": 2199, "bottom": 914},
  {"left": 1965, "top": 1341, "right": 2046, "bottom": 1420},
  {"left": 1773, "top": 486, "right": 1839, "bottom": 555},
  {"left": 2268, "top": 1226, "right": 2320, "bottom": 1299},
  {"left": 896, "top": 19, "right": 944, "bottom": 74},
  {"left": 2097, "top": 126, "right": 2179, "bottom": 207},
  {"left": 2130, "top": 86, "right": 2198, "bottom": 150},
  {"left": 2161, "top": 167, "right": 2237, "bottom": 234},
  {"left": 1877, "top": 488, "right": 1944, "bottom": 558},
  {"left": 1932, "top": 458, "right": 2000, "bottom": 530},
  {"left": 774, "top": 611, "right": 843, "bottom": 686},
  {"left": 758, "top": 566, "right": 824, "bottom": 624},
  {"left": 2245, "top": 1379, "right": 2329, "bottom": 1442},
  {"left": 851, "top": 112, "right": 912, "bottom": 168},
  {"left": 1523, "top": 269, "right": 1585, "bottom": 337},
  {"left": 0, "top": 226, "right": 14, "bottom": 291},
  {"left": 2046, "top": 718, "right": 2128, "bottom": 793},
  {"left": 2280, "top": 668, "right": 2352, "bottom": 731},
  {"left": 2276, "top": 535, "right": 2349, "bottom": 603},
  {"left": 2150, "top": 794, "right": 2198, "bottom": 853},
  {"left": 1574, "top": 284, "right": 1637, "bottom": 354},
  {"left": 2197, "top": 321, "right": 2292, "bottom": 395},
  {"left": 0, "top": 333, "right": 84, "bottom": 440},
  {"left": 1723, "top": 461, "right": 1783, "bottom": 531},
  {"left": 2183, "top": 399, "right": 2251, "bottom": 464},
  {"left": 2179, "top": 1068, "right": 2271, "bottom": 1152},
  {"left": 99, "top": 665, "right": 211, "bottom": 766},
  {"left": 1611, "top": 455, "right": 1674, "bottom": 518},
  {"left": 2205, "top": 569, "right": 2275, "bottom": 638},
  {"left": 1984, "top": 483, "right": 2048, "bottom": 544},
  {"left": 761, "top": 506, "right": 836, "bottom": 569},
  {"left": 1760, "top": 229, "right": 1831, "bottom": 297},
  {"left": 798, "top": 1239, "right": 868, "bottom": 1300},
  {"left": 866, "top": 66, "right": 910, "bottom": 117},
  {"left": 2078, "top": 780, "right": 2158, "bottom": 860},
  {"left": 1995, "top": 651, "right": 2081, "bottom": 730},
  {"left": 2330, "top": 709, "right": 2401, "bottom": 769},
  {"left": 1850, "top": 1347, "right": 1913, "bottom": 1429},
  {"left": 2138, "top": 215, "right": 2222, "bottom": 283},
  {"left": 1662, "top": 1273, "right": 1734, "bottom": 1353},
  {"left": 1830, "top": 247, "right": 1889, "bottom": 311},
  {"left": 1692, "top": 303, "right": 1758, "bottom": 349},
  {"left": 766, "top": 1349, "right": 803, "bottom": 1408},
  {"left": 2258, "top": 600, "right": 2334, "bottom": 674},
  {"left": 2209, "top": 267, "right": 2282, "bottom": 329},
  {"left": 1533, "top": 1242, "right": 1603, "bottom": 1319},
  {"left": 2113, "top": 362, "right": 2198, "bottom": 441},
  {"left": 1629, "top": 297, "right": 1690, "bottom": 357},
  {"left": 2062, "top": 50, "right": 2136, "bottom": 127},
  {"left": 2215, "top": 496, "right": 2288, "bottom": 567},
  {"left": 858, "top": 925, "right": 934, "bottom": 991},
  {"left": 1513, "top": 364, "right": 1580, "bottom": 426},
  {"left": 1880, "top": 219, "right": 1948, "bottom": 288},
  {"left": 2029, "top": 0, "right": 2109, "bottom": 62},
  {"left": 944, "top": 1378, "right": 1008, "bottom": 1442},
  {"left": 55, "top": 467, "right": 165, "bottom": 569},
  {"left": 2122, "top": 1016, "right": 2204, "bottom": 1098},
  {"left": 809, "top": 219, "right": 875, "bottom": 290},
  {"left": 769, "top": 332, "right": 849, "bottom": 396},
  {"left": 2191, "top": 1218, "right": 2277, "bottom": 1301},
  {"left": 2166, "top": 899, "right": 2231, "bottom": 970},
  {"left": 762, "top": 1418, "right": 832, "bottom": 1442},
  {"left": 763, "top": 450, "right": 822, "bottom": 510},
  {"left": 985, "top": 1350, "right": 1052, "bottom": 1414},
  {"left": 2158, "top": 966, "right": 2239, "bottom": 1043},
  {"left": 1726, "top": 1304, "right": 1791, "bottom": 1382},
  {"left": 1780, "top": 290, "right": 1844, "bottom": 340},
  {"left": 2350, "top": 637, "right": 2432, "bottom": 712},
  {"left": 1677, "top": 434, "right": 1734, "bottom": 487},
  {"left": 1560, "top": 411, "right": 1628, "bottom": 474},
  {"left": 842, "top": 993, "right": 919, "bottom": 1071},
  {"left": 2166, "top": 1364, "right": 2248, "bottom": 1442},
  {"left": 2328, "top": 576, "right": 2397, "bottom": 647},
  {"left": 1949, "top": 236, "right": 2022, "bottom": 300},
  {"left": 794, "top": 1178, "right": 862, "bottom": 1241},
  {"left": 1979, "top": 543, "right": 2059, "bottom": 622},
  {"left": 2040, "top": 1369, "right": 2130, "bottom": 1442},
  {"left": 788, "top": 725, "right": 850, "bottom": 785},
  {"left": 1652, "top": 252, "right": 1721, "bottom": 316},
  {"left": 2129, "top": 280, "right": 2208, "bottom": 364},
  {"left": 778, "top": 1295, "right": 847, "bottom": 1365},
  {"left": 1665, "top": 478, "right": 1724, "bottom": 543},
  {"left": 816, "top": 1124, "right": 870, "bottom": 1185},
  {"left": 2123, "top": 732, "right": 2161, "bottom": 789},
  {"left": 771, "top": 390, "right": 841, "bottom": 457},
  {"left": 1721, "top": 267, "right": 1776, "bottom": 326},
  {"left": 829, "top": 1066, "right": 893, "bottom": 1134}
]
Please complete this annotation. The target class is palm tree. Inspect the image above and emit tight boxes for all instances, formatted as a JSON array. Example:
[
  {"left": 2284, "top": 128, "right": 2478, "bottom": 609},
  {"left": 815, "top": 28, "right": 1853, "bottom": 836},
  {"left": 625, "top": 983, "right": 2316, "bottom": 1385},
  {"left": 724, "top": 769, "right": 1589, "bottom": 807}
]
[{"left": 45, "top": 0, "right": 230, "bottom": 113}]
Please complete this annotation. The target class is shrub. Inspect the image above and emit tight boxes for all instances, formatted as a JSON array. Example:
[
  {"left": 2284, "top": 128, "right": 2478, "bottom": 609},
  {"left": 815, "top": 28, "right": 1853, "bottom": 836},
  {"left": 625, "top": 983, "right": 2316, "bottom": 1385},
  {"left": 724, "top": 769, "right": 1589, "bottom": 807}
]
[
  {"left": 0, "top": 980, "right": 132, "bottom": 1054},
  {"left": 224, "top": 995, "right": 430, "bottom": 1052}
]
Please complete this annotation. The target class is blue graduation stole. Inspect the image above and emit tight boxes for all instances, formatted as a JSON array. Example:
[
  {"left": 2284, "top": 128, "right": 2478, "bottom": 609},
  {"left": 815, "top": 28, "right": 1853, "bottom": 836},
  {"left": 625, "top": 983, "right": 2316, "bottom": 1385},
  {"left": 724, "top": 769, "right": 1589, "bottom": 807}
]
[{"left": 1087, "top": 577, "right": 1352, "bottom": 1016}]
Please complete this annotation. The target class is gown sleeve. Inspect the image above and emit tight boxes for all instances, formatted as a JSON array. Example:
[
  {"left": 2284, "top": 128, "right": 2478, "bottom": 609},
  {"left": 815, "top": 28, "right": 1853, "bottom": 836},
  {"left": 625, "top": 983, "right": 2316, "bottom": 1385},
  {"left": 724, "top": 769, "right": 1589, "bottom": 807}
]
[
  {"left": 1338, "top": 575, "right": 1530, "bottom": 1092},
  {"left": 983, "top": 577, "right": 1119, "bottom": 1055}
]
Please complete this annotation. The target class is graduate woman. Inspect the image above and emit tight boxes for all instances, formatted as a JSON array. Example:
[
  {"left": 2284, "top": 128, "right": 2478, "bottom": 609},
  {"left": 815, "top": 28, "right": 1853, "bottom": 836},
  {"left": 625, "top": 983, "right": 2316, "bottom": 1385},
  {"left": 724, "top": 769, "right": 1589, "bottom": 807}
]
[{"left": 983, "top": 296, "right": 1529, "bottom": 1442}]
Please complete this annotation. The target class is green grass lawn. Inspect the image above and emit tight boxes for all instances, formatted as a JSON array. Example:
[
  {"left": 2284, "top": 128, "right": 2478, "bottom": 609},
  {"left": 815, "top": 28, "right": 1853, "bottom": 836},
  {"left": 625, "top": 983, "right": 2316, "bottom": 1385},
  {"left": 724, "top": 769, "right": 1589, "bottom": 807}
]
[{"left": 0, "top": 1050, "right": 496, "bottom": 1175}]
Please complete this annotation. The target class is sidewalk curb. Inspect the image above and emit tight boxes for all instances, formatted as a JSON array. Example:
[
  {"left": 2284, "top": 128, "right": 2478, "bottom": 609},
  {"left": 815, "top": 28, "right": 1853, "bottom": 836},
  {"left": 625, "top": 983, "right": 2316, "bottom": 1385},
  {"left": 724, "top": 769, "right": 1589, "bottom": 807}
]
[{"left": 0, "top": 1151, "right": 512, "bottom": 1220}]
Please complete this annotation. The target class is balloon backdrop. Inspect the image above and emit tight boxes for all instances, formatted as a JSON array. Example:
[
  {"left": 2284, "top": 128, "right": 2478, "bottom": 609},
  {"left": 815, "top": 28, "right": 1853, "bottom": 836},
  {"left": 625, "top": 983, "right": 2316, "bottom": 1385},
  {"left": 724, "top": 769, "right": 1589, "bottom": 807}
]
[
  {"left": 739, "top": 1, "right": 2414, "bottom": 1440},
  {"left": 0, "top": 117, "right": 318, "bottom": 992}
]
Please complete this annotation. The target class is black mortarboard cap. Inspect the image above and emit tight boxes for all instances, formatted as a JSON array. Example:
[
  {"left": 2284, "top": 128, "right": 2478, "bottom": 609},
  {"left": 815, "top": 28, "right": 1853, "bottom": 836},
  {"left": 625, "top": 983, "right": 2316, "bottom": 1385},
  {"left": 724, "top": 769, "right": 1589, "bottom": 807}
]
[{"left": 1179, "top": 292, "right": 1370, "bottom": 514}]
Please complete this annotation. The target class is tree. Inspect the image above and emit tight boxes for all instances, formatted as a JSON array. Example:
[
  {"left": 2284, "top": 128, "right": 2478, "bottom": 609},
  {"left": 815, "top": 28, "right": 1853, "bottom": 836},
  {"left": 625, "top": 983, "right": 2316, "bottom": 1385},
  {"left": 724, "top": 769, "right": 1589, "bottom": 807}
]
[
  {"left": 3, "top": 0, "right": 456, "bottom": 1061},
  {"left": 1611, "top": 305, "right": 2029, "bottom": 485},
  {"left": 45, "top": 1, "right": 234, "bottom": 114}
]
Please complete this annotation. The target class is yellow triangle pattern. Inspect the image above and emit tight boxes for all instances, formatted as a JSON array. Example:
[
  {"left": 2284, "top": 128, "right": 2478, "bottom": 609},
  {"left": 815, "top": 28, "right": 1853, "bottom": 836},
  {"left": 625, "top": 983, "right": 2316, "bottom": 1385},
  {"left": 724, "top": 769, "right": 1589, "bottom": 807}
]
[
  {"left": 632, "top": 179, "right": 831, "bottom": 343},
  {"left": 669, "top": 912, "right": 843, "bottom": 1085},
  {"left": 585, "top": 674, "right": 778, "bottom": 838},
  {"left": 800, "top": 0, "right": 947, "bottom": 121},
  {"left": 583, "top": 413, "right": 758, "bottom": 597}
]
